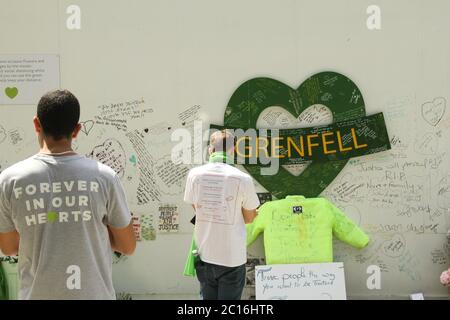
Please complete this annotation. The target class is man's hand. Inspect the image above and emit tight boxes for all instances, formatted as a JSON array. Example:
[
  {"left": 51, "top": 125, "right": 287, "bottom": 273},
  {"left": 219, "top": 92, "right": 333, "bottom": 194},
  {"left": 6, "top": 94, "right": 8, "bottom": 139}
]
[{"left": 0, "top": 230, "right": 19, "bottom": 256}]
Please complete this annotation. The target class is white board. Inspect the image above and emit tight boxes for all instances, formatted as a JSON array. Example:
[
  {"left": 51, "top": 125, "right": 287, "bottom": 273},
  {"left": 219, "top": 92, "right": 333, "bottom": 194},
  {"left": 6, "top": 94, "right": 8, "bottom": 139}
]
[
  {"left": 0, "top": 54, "right": 60, "bottom": 105},
  {"left": 255, "top": 263, "right": 346, "bottom": 300}
]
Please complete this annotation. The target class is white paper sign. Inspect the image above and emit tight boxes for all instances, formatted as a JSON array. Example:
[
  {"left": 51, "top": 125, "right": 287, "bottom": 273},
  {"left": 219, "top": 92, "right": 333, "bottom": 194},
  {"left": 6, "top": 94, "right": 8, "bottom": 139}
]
[
  {"left": 196, "top": 174, "right": 241, "bottom": 225},
  {"left": 0, "top": 54, "right": 60, "bottom": 105},
  {"left": 410, "top": 293, "right": 424, "bottom": 300},
  {"left": 255, "top": 262, "right": 347, "bottom": 300}
]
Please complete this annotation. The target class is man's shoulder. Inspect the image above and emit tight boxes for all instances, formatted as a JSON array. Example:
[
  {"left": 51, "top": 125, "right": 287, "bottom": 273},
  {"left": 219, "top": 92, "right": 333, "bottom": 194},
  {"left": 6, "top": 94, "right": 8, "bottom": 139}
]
[
  {"left": 0, "top": 155, "right": 118, "bottom": 183},
  {"left": 0, "top": 155, "right": 39, "bottom": 182},
  {"left": 188, "top": 163, "right": 252, "bottom": 180},
  {"left": 226, "top": 165, "right": 252, "bottom": 179},
  {"left": 79, "top": 157, "right": 119, "bottom": 184},
  {"left": 186, "top": 164, "right": 204, "bottom": 174},
  {"left": 92, "top": 159, "right": 118, "bottom": 179}
]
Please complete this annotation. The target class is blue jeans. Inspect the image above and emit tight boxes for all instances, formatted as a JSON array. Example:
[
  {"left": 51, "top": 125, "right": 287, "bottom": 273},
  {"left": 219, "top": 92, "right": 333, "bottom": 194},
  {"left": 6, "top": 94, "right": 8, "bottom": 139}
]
[{"left": 195, "top": 260, "right": 246, "bottom": 300}]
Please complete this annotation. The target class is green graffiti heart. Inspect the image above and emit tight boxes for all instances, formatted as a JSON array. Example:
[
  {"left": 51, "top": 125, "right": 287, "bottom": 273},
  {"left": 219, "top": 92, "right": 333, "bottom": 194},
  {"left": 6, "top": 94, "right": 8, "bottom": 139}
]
[
  {"left": 4, "top": 87, "right": 18, "bottom": 99},
  {"left": 129, "top": 155, "right": 137, "bottom": 166},
  {"left": 47, "top": 211, "right": 58, "bottom": 222},
  {"left": 224, "top": 71, "right": 365, "bottom": 199}
]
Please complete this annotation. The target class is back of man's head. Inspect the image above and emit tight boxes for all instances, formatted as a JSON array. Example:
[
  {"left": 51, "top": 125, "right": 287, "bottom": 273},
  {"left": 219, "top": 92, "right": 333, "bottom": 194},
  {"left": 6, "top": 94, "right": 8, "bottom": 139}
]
[
  {"left": 209, "top": 129, "right": 235, "bottom": 153},
  {"left": 37, "top": 89, "right": 80, "bottom": 140}
]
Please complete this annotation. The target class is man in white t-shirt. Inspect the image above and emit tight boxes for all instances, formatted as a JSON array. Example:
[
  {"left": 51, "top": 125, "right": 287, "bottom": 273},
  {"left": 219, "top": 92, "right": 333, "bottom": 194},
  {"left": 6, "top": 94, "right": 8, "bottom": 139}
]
[{"left": 184, "top": 130, "right": 260, "bottom": 300}]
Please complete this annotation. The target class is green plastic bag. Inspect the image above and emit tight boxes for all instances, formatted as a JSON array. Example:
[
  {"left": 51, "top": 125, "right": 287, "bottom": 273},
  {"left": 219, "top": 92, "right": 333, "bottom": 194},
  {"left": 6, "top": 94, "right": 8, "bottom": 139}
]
[
  {"left": 183, "top": 236, "right": 198, "bottom": 277},
  {"left": 0, "top": 257, "right": 19, "bottom": 300},
  {"left": 0, "top": 260, "right": 9, "bottom": 300}
]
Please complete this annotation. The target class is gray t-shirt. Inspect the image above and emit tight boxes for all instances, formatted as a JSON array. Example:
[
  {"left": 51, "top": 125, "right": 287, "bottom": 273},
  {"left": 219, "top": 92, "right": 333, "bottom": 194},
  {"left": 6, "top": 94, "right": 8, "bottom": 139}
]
[{"left": 0, "top": 153, "right": 131, "bottom": 300}]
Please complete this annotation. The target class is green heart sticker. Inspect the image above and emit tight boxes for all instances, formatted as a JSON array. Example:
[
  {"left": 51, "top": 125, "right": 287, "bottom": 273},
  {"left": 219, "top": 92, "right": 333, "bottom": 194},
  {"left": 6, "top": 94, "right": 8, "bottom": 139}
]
[
  {"left": 5, "top": 87, "right": 19, "bottom": 99},
  {"left": 47, "top": 211, "right": 58, "bottom": 222},
  {"left": 224, "top": 71, "right": 365, "bottom": 199}
]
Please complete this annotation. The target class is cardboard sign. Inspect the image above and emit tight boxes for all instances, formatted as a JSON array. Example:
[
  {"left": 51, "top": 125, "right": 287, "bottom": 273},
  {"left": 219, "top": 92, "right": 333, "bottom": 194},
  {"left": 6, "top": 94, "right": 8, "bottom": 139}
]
[{"left": 255, "top": 262, "right": 346, "bottom": 300}]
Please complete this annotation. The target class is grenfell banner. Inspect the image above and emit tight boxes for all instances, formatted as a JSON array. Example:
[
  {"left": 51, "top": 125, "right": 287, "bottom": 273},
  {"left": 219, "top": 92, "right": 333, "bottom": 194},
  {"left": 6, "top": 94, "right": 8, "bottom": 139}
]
[{"left": 210, "top": 112, "right": 390, "bottom": 165}]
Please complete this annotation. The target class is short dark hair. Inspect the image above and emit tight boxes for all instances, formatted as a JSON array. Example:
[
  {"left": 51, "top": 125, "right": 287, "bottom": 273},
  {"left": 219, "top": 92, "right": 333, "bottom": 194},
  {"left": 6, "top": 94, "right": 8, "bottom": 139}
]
[{"left": 37, "top": 90, "right": 80, "bottom": 140}]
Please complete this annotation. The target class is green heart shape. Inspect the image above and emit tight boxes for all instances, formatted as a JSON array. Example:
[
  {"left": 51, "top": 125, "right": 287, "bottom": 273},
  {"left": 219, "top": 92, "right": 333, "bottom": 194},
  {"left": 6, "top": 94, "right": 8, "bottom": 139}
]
[
  {"left": 47, "top": 211, "right": 58, "bottom": 222},
  {"left": 224, "top": 71, "right": 365, "bottom": 199},
  {"left": 5, "top": 87, "right": 18, "bottom": 99},
  {"left": 129, "top": 155, "right": 137, "bottom": 166}
]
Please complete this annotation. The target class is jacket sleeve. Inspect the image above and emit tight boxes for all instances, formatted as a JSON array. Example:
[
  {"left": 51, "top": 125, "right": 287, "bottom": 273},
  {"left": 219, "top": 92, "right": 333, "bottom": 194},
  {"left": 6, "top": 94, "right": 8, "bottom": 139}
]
[
  {"left": 329, "top": 200, "right": 370, "bottom": 249},
  {"left": 246, "top": 202, "right": 269, "bottom": 246}
]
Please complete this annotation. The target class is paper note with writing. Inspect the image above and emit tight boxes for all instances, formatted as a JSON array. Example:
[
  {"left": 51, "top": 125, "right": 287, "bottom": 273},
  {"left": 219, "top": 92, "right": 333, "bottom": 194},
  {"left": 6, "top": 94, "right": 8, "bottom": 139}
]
[
  {"left": 255, "top": 263, "right": 346, "bottom": 300},
  {"left": 158, "top": 205, "right": 179, "bottom": 233},
  {"left": 131, "top": 215, "right": 141, "bottom": 241},
  {"left": 0, "top": 54, "right": 60, "bottom": 105},
  {"left": 140, "top": 214, "right": 156, "bottom": 241},
  {"left": 410, "top": 293, "right": 425, "bottom": 300},
  {"left": 195, "top": 174, "right": 241, "bottom": 225}
]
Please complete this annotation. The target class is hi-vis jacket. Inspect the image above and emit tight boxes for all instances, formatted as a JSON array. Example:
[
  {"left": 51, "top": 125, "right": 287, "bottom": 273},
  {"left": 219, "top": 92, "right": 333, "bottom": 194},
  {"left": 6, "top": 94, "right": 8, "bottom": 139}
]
[{"left": 246, "top": 195, "right": 369, "bottom": 264}]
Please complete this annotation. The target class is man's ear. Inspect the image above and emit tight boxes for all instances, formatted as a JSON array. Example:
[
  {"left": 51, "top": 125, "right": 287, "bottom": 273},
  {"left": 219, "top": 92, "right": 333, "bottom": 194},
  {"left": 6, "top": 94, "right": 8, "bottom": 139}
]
[
  {"left": 33, "top": 116, "right": 42, "bottom": 134},
  {"left": 72, "top": 123, "right": 82, "bottom": 139}
]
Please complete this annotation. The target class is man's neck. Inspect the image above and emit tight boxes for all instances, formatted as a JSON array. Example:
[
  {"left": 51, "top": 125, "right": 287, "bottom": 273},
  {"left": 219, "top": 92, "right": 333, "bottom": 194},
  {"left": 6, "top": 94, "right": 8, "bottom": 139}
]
[{"left": 39, "top": 139, "right": 75, "bottom": 155}]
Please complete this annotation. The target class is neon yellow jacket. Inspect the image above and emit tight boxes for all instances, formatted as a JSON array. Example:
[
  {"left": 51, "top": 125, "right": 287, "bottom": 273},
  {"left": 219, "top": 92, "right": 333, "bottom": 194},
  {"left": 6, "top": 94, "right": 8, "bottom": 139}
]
[{"left": 247, "top": 195, "right": 369, "bottom": 264}]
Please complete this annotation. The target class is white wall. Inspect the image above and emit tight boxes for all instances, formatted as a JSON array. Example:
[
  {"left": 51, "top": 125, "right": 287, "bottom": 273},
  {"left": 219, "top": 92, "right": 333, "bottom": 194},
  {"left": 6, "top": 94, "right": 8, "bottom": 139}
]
[{"left": 0, "top": 0, "right": 449, "bottom": 298}]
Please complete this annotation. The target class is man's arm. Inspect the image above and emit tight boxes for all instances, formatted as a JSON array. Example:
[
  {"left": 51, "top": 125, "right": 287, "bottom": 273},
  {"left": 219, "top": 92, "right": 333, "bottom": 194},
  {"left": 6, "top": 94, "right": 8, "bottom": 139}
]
[
  {"left": 107, "top": 222, "right": 136, "bottom": 255},
  {"left": 0, "top": 230, "right": 19, "bottom": 256},
  {"left": 242, "top": 208, "right": 257, "bottom": 224},
  {"left": 0, "top": 178, "right": 18, "bottom": 256},
  {"left": 241, "top": 177, "right": 260, "bottom": 224},
  {"left": 106, "top": 174, "right": 136, "bottom": 255}
]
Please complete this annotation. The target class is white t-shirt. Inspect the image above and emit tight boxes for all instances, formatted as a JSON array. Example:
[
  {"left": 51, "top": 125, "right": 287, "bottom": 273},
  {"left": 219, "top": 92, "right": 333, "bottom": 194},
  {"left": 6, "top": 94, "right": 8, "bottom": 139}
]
[{"left": 184, "top": 163, "right": 260, "bottom": 267}]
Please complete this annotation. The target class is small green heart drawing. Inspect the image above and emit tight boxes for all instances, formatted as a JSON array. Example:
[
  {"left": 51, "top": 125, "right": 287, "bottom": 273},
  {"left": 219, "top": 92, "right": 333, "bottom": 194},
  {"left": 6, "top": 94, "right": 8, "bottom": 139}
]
[
  {"left": 5, "top": 87, "right": 19, "bottom": 99},
  {"left": 129, "top": 155, "right": 137, "bottom": 166},
  {"left": 224, "top": 71, "right": 365, "bottom": 199},
  {"left": 47, "top": 211, "right": 58, "bottom": 222}
]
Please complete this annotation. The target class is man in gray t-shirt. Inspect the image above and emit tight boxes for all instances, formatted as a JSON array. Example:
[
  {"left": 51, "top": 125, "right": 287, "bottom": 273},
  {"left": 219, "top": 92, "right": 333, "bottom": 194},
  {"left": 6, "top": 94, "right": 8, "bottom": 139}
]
[{"left": 0, "top": 90, "right": 136, "bottom": 299}]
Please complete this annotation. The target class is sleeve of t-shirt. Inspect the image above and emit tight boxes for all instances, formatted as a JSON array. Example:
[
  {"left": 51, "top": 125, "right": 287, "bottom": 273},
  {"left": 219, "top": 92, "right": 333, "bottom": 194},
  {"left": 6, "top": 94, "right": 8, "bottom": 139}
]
[
  {"left": 242, "top": 177, "right": 260, "bottom": 210},
  {"left": 183, "top": 170, "right": 195, "bottom": 205},
  {"left": 0, "top": 180, "right": 15, "bottom": 233},
  {"left": 329, "top": 200, "right": 369, "bottom": 249},
  {"left": 246, "top": 202, "right": 268, "bottom": 246},
  {"left": 105, "top": 174, "right": 132, "bottom": 229}
]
